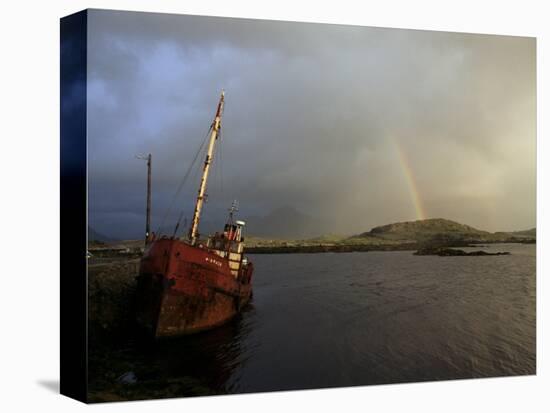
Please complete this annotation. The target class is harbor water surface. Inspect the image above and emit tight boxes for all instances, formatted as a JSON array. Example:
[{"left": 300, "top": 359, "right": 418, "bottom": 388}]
[{"left": 89, "top": 243, "right": 535, "bottom": 399}]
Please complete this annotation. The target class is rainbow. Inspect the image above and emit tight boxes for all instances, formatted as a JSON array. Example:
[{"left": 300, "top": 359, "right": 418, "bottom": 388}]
[{"left": 393, "top": 140, "right": 427, "bottom": 221}]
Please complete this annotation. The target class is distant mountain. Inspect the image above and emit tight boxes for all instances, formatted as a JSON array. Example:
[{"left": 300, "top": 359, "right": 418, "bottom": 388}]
[
  {"left": 503, "top": 228, "right": 536, "bottom": 238},
  {"left": 88, "top": 226, "right": 117, "bottom": 243},
  {"left": 351, "top": 218, "right": 514, "bottom": 244},
  {"left": 246, "top": 206, "right": 325, "bottom": 239}
]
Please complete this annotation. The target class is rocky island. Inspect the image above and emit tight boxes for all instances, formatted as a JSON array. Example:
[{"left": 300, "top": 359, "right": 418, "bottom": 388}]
[{"left": 414, "top": 247, "right": 511, "bottom": 256}]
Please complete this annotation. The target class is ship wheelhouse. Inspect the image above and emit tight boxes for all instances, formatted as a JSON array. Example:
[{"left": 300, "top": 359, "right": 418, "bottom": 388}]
[{"left": 207, "top": 219, "right": 248, "bottom": 278}]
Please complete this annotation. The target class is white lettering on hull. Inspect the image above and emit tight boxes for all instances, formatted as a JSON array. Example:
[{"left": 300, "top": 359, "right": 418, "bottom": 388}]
[{"left": 205, "top": 257, "right": 223, "bottom": 267}]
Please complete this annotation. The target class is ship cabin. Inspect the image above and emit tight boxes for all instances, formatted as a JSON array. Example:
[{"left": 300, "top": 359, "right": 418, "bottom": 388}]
[{"left": 207, "top": 220, "right": 247, "bottom": 277}]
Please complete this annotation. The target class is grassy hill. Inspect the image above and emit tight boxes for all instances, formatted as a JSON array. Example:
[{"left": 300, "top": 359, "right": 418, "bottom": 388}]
[
  {"left": 497, "top": 228, "right": 536, "bottom": 239},
  {"left": 89, "top": 227, "right": 117, "bottom": 243},
  {"left": 351, "top": 218, "right": 496, "bottom": 244}
]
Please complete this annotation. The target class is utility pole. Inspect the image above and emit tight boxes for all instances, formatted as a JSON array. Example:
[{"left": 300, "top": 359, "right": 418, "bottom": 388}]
[{"left": 136, "top": 153, "right": 152, "bottom": 245}]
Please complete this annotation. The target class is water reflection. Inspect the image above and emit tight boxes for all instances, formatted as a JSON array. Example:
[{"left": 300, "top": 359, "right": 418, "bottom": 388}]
[{"left": 134, "top": 302, "right": 256, "bottom": 394}]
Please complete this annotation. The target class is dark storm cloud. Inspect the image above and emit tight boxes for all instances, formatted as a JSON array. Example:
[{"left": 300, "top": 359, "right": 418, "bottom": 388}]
[
  {"left": 87, "top": 9, "right": 535, "bottom": 239},
  {"left": 61, "top": 12, "right": 87, "bottom": 176}
]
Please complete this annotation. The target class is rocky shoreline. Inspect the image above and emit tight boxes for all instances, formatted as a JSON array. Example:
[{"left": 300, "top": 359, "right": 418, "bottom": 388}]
[
  {"left": 87, "top": 258, "right": 220, "bottom": 401},
  {"left": 88, "top": 258, "right": 140, "bottom": 342}
]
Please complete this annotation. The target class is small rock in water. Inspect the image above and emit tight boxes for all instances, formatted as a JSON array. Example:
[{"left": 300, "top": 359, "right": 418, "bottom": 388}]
[{"left": 117, "top": 371, "right": 137, "bottom": 384}]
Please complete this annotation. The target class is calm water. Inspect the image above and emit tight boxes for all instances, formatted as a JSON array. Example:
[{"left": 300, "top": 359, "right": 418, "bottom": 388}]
[{"left": 90, "top": 243, "right": 536, "bottom": 399}]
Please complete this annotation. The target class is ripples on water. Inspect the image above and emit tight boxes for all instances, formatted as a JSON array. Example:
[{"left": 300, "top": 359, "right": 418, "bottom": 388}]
[{"left": 92, "top": 243, "right": 536, "bottom": 398}]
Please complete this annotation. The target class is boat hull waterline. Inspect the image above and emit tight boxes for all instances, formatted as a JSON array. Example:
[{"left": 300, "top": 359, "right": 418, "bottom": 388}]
[{"left": 136, "top": 238, "right": 253, "bottom": 337}]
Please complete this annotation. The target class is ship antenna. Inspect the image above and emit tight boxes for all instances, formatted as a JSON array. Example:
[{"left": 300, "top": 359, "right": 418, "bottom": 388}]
[
  {"left": 136, "top": 153, "right": 152, "bottom": 245},
  {"left": 228, "top": 200, "right": 238, "bottom": 224},
  {"left": 189, "top": 90, "right": 225, "bottom": 245}
]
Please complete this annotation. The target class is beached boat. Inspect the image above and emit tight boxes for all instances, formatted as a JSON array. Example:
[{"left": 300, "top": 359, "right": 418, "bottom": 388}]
[{"left": 135, "top": 91, "right": 254, "bottom": 337}]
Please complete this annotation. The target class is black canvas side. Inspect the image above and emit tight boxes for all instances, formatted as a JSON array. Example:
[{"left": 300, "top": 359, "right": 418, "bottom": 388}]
[{"left": 60, "top": 9, "right": 88, "bottom": 403}]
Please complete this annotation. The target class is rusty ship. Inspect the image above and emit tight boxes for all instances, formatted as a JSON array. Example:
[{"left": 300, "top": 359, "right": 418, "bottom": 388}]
[{"left": 135, "top": 91, "right": 254, "bottom": 338}]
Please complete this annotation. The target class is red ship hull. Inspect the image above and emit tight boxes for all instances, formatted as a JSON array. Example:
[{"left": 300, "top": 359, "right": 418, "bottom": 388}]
[{"left": 136, "top": 238, "right": 253, "bottom": 337}]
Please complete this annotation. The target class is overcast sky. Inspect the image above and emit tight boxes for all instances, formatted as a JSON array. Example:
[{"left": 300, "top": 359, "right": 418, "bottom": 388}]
[{"left": 86, "top": 9, "right": 535, "bottom": 239}]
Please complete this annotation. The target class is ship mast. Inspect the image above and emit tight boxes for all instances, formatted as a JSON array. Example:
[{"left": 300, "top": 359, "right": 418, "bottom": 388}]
[{"left": 189, "top": 90, "right": 225, "bottom": 244}]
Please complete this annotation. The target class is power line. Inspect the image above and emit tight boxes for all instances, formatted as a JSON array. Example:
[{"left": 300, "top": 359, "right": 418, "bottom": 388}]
[{"left": 155, "top": 125, "right": 212, "bottom": 236}]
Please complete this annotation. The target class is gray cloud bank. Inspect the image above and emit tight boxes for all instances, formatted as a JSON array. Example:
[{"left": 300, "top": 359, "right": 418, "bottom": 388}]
[{"left": 86, "top": 9, "right": 535, "bottom": 239}]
